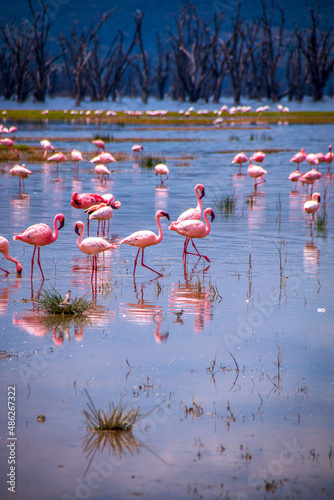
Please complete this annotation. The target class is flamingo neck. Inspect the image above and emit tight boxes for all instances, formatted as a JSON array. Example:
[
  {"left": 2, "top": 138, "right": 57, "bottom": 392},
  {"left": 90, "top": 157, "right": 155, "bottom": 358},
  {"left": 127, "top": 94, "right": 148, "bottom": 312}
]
[
  {"left": 203, "top": 211, "right": 212, "bottom": 235},
  {"left": 76, "top": 224, "right": 84, "bottom": 247},
  {"left": 52, "top": 216, "right": 62, "bottom": 242},
  {"left": 196, "top": 187, "right": 203, "bottom": 214},
  {"left": 3, "top": 251, "right": 21, "bottom": 272},
  {"left": 155, "top": 215, "right": 164, "bottom": 243}
]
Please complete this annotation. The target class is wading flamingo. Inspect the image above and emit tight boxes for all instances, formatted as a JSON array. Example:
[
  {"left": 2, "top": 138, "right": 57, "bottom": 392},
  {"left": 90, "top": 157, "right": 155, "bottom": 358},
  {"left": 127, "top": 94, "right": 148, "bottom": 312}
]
[
  {"left": 75, "top": 221, "right": 116, "bottom": 280},
  {"left": 10, "top": 164, "right": 32, "bottom": 191},
  {"left": 90, "top": 152, "right": 116, "bottom": 165},
  {"left": 71, "top": 149, "right": 83, "bottom": 171},
  {"left": 324, "top": 145, "right": 333, "bottom": 171},
  {"left": 13, "top": 214, "right": 65, "bottom": 280},
  {"left": 0, "top": 138, "right": 19, "bottom": 157},
  {"left": 299, "top": 169, "right": 321, "bottom": 193},
  {"left": 169, "top": 207, "right": 215, "bottom": 263},
  {"left": 171, "top": 184, "right": 205, "bottom": 259},
  {"left": 288, "top": 170, "right": 302, "bottom": 188},
  {"left": 84, "top": 200, "right": 120, "bottom": 236},
  {"left": 40, "top": 139, "right": 54, "bottom": 158},
  {"left": 94, "top": 164, "right": 111, "bottom": 181},
  {"left": 0, "top": 236, "right": 22, "bottom": 275},
  {"left": 132, "top": 144, "right": 143, "bottom": 157},
  {"left": 92, "top": 140, "right": 105, "bottom": 153},
  {"left": 47, "top": 152, "right": 67, "bottom": 173},
  {"left": 250, "top": 151, "right": 266, "bottom": 163},
  {"left": 247, "top": 158, "right": 267, "bottom": 189},
  {"left": 154, "top": 163, "right": 169, "bottom": 183},
  {"left": 71, "top": 192, "right": 111, "bottom": 236},
  {"left": 120, "top": 210, "right": 170, "bottom": 277},
  {"left": 290, "top": 148, "right": 306, "bottom": 171},
  {"left": 305, "top": 153, "right": 319, "bottom": 170},
  {"left": 232, "top": 152, "right": 248, "bottom": 174},
  {"left": 304, "top": 192, "right": 321, "bottom": 226}
]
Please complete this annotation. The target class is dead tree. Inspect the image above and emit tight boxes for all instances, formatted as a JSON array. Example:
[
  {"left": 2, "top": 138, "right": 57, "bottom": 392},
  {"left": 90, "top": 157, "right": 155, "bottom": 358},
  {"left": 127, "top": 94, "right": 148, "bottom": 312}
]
[
  {"left": 243, "top": 19, "right": 263, "bottom": 99},
  {"left": 0, "top": 48, "right": 16, "bottom": 99},
  {"left": 219, "top": 2, "right": 254, "bottom": 104},
  {"left": 131, "top": 11, "right": 152, "bottom": 104},
  {"left": 210, "top": 12, "right": 229, "bottom": 103},
  {"left": 155, "top": 35, "right": 170, "bottom": 100},
  {"left": 0, "top": 20, "right": 34, "bottom": 102},
  {"left": 286, "top": 36, "right": 308, "bottom": 102},
  {"left": 59, "top": 12, "right": 111, "bottom": 106},
  {"left": 27, "top": 0, "right": 63, "bottom": 102},
  {"left": 296, "top": 8, "right": 334, "bottom": 101},
  {"left": 260, "top": 0, "right": 289, "bottom": 102},
  {"left": 168, "top": 4, "right": 223, "bottom": 102}
]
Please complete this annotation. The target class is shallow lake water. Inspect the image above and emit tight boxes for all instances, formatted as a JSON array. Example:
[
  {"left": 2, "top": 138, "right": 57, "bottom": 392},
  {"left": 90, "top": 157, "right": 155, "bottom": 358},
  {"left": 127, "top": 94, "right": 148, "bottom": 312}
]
[{"left": 0, "top": 114, "right": 334, "bottom": 500}]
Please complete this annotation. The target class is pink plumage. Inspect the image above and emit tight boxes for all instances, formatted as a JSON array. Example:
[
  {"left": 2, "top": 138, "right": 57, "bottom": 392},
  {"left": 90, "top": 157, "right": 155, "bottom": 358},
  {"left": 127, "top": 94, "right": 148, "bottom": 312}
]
[
  {"left": 90, "top": 152, "right": 116, "bottom": 164},
  {"left": 247, "top": 159, "right": 267, "bottom": 188},
  {"left": 154, "top": 163, "right": 169, "bottom": 183},
  {"left": 13, "top": 214, "right": 65, "bottom": 280},
  {"left": 290, "top": 148, "right": 306, "bottom": 170},
  {"left": 92, "top": 140, "right": 105, "bottom": 152},
  {"left": 250, "top": 151, "right": 266, "bottom": 163},
  {"left": 120, "top": 210, "right": 170, "bottom": 276},
  {"left": 0, "top": 236, "right": 22, "bottom": 275},
  {"left": 169, "top": 207, "right": 215, "bottom": 263}
]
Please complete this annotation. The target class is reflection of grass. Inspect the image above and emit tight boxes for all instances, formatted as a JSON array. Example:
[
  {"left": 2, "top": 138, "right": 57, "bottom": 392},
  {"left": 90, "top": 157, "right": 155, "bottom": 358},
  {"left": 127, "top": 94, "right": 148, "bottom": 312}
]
[
  {"left": 315, "top": 187, "right": 329, "bottom": 231},
  {"left": 140, "top": 154, "right": 166, "bottom": 168},
  {"left": 35, "top": 287, "right": 93, "bottom": 315},
  {"left": 83, "top": 390, "right": 142, "bottom": 432}
]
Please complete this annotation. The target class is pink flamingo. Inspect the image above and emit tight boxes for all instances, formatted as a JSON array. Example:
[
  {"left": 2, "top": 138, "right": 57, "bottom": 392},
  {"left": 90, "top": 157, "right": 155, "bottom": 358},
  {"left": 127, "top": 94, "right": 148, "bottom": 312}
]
[
  {"left": 132, "top": 144, "right": 143, "bottom": 158},
  {"left": 288, "top": 170, "right": 302, "bottom": 189},
  {"left": 71, "top": 149, "right": 83, "bottom": 171},
  {"left": 316, "top": 152, "right": 326, "bottom": 164},
  {"left": 250, "top": 151, "right": 266, "bottom": 163},
  {"left": 290, "top": 148, "right": 306, "bottom": 171},
  {"left": 94, "top": 164, "right": 111, "bottom": 181},
  {"left": 232, "top": 152, "right": 248, "bottom": 174},
  {"left": 299, "top": 168, "right": 321, "bottom": 193},
  {"left": 9, "top": 126, "right": 17, "bottom": 134},
  {"left": 90, "top": 152, "right": 116, "bottom": 165},
  {"left": 120, "top": 210, "right": 170, "bottom": 277},
  {"left": 305, "top": 153, "right": 319, "bottom": 170},
  {"left": 324, "top": 145, "right": 333, "bottom": 171},
  {"left": 304, "top": 192, "right": 321, "bottom": 227},
  {"left": 13, "top": 214, "right": 65, "bottom": 280},
  {"left": 40, "top": 139, "right": 54, "bottom": 158},
  {"left": 247, "top": 158, "right": 267, "bottom": 189},
  {"left": 10, "top": 164, "right": 32, "bottom": 191},
  {"left": 71, "top": 192, "right": 110, "bottom": 236},
  {"left": 154, "top": 163, "right": 169, "bottom": 183},
  {"left": 47, "top": 152, "right": 67, "bottom": 174},
  {"left": 75, "top": 221, "right": 116, "bottom": 280},
  {"left": 169, "top": 207, "right": 215, "bottom": 263},
  {"left": 84, "top": 200, "right": 119, "bottom": 236},
  {"left": 0, "top": 236, "right": 22, "bottom": 275},
  {"left": 0, "top": 138, "right": 19, "bottom": 157},
  {"left": 92, "top": 140, "right": 105, "bottom": 153},
  {"left": 171, "top": 184, "right": 205, "bottom": 259}
]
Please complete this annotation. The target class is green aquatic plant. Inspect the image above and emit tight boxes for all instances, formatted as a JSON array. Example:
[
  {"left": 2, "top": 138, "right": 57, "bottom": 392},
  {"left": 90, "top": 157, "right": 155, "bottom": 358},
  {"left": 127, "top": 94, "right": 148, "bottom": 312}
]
[
  {"left": 140, "top": 154, "right": 166, "bottom": 168},
  {"left": 92, "top": 133, "right": 114, "bottom": 142},
  {"left": 83, "top": 390, "right": 142, "bottom": 432},
  {"left": 35, "top": 287, "right": 92, "bottom": 315},
  {"left": 315, "top": 187, "right": 329, "bottom": 231},
  {"left": 214, "top": 193, "right": 236, "bottom": 214}
]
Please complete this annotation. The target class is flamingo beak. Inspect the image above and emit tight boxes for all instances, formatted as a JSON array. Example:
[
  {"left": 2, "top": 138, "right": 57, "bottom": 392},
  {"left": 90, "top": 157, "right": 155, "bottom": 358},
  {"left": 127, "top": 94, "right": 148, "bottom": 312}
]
[
  {"left": 58, "top": 218, "right": 65, "bottom": 230},
  {"left": 210, "top": 211, "right": 215, "bottom": 222},
  {"left": 161, "top": 212, "right": 170, "bottom": 220},
  {"left": 75, "top": 224, "right": 81, "bottom": 236},
  {"left": 200, "top": 187, "right": 205, "bottom": 199}
]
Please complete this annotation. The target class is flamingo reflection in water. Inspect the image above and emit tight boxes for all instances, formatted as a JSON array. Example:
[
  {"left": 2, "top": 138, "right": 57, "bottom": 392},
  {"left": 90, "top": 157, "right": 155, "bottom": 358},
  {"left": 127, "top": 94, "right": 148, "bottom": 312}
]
[
  {"left": 169, "top": 262, "right": 213, "bottom": 333},
  {"left": 119, "top": 278, "right": 168, "bottom": 343}
]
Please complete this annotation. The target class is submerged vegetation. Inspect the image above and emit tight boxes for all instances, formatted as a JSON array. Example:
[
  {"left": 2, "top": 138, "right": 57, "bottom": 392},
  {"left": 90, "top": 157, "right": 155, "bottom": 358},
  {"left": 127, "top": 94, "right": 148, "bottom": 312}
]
[
  {"left": 140, "top": 154, "right": 166, "bottom": 168},
  {"left": 214, "top": 193, "right": 236, "bottom": 215},
  {"left": 315, "top": 187, "right": 330, "bottom": 231}
]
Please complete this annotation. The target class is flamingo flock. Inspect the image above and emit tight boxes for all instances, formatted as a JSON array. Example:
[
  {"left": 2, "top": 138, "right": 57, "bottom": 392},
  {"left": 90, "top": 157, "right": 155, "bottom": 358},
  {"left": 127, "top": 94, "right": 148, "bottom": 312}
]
[{"left": 1, "top": 117, "right": 330, "bottom": 285}]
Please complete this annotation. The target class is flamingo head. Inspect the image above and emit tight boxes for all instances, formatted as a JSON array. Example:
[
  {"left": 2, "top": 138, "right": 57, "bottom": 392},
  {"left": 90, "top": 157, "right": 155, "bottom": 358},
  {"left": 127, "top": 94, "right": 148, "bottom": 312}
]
[
  {"left": 75, "top": 221, "right": 84, "bottom": 236},
  {"left": 329, "top": 145, "right": 332, "bottom": 152},
  {"left": 312, "top": 192, "right": 321, "bottom": 203},
  {"left": 71, "top": 192, "right": 81, "bottom": 207},
  {"left": 56, "top": 214, "right": 65, "bottom": 230},
  {"left": 17, "top": 263, "right": 23, "bottom": 275},
  {"left": 196, "top": 184, "right": 205, "bottom": 199},
  {"left": 158, "top": 211, "right": 170, "bottom": 220},
  {"left": 111, "top": 200, "right": 121, "bottom": 210},
  {"left": 207, "top": 209, "right": 215, "bottom": 222}
]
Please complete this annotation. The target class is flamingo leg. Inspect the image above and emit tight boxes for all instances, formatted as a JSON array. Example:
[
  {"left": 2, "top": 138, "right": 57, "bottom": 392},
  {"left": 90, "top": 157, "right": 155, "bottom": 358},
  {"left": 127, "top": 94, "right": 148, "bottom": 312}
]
[
  {"left": 31, "top": 247, "right": 36, "bottom": 280},
  {"left": 37, "top": 247, "right": 45, "bottom": 280},
  {"left": 185, "top": 239, "right": 211, "bottom": 263},
  {"left": 140, "top": 248, "right": 162, "bottom": 276},
  {"left": 182, "top": 238, "right": 190, "bottom": 260},
  {"left": 133, "top": 248, "right": 141, "bottom": 275},
  {"left": 0, "top": 267, "right": 9, "bottom": 275},
  {"left": 87, "top": 215, "right": 90, "bottom": 237}
]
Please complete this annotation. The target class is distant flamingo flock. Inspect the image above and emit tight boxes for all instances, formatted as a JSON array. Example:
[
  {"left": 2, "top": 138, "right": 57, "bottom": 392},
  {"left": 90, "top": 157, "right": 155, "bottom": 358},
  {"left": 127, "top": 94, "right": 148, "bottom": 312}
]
[{"left": 0, "top": 116, "right": 331, "bottom": 280}]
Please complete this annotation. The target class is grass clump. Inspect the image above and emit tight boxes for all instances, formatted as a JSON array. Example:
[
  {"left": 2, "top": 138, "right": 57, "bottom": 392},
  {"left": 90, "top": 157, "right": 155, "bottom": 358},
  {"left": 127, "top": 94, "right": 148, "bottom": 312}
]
[
  {"left": 35, "top": 286, "right": 92, "bottom": 315},
  {"left": 140, "top": 154, "right": 166, "bottom": 168},
  {"left": 214, "top": 193, "right": 236, "bottom": 214},
  {"left": 83, "top": 390, "right": 142, "bottom": 432},
  {"left": 315, "top": 188, "right": 329, "bottom": 231},
  {"left": 92, "top": 133, "right": 114, "bottom": 142}
]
